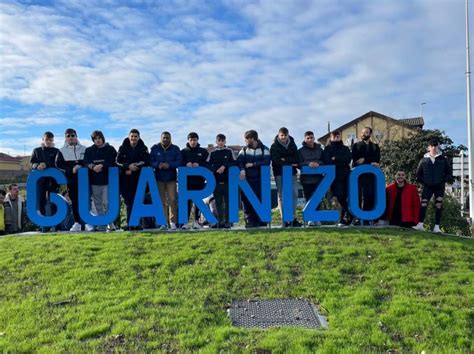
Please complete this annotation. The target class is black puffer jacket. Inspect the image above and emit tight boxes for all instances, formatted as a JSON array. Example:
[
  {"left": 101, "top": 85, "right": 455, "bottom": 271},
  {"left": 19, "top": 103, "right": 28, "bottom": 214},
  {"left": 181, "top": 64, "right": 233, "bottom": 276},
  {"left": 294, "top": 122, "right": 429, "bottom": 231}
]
[
  {"left": 181, "top": 143, "right": 209, "bottom": 187},
  {"left": 351, "top": 140, "right": 380, "bottom": 166},
  {"left": 31, "top": 145, "right": 59, "bottom": 169},
  {"left": 322, "top": 141, "right": 352, "bottom": 181},
  {"left": 298, "top": 142, "right": 324, "bottom": 184},
  {"left": 116, "top": 138, "right": 150, "bottom": 173},
  {"left": 207, "top": 147, "right": 235, "bottom": 183},
  {"left": 416, "top": 153, "right": 452, "bottom": 186},
  {"left": 84, "top": 143, "right": 118, "bottom": 185},
  {"left": 270, "top": 135, "right": 299, "bottom": 176}
]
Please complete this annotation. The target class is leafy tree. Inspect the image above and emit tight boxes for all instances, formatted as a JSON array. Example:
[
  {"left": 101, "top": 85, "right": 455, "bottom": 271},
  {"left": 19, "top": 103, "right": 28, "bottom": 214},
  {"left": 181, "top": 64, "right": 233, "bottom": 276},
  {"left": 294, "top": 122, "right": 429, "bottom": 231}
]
[{"left": 380, "top": 129, "right": 465, "bottom": 183}]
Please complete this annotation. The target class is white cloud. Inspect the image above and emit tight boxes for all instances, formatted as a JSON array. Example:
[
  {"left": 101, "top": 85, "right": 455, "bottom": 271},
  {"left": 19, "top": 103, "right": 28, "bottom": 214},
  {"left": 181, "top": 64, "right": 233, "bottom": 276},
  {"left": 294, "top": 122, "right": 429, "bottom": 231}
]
[{"left": 0, "top": 0, "right": 470, "bottom": 157}]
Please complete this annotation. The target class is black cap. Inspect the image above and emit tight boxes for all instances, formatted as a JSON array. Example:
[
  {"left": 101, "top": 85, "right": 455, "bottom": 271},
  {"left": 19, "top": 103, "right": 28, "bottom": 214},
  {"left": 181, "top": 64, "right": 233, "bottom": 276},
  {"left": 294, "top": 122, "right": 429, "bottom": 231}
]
[{"left": 65, "top": 128, "right": 77, "bottom": 136}]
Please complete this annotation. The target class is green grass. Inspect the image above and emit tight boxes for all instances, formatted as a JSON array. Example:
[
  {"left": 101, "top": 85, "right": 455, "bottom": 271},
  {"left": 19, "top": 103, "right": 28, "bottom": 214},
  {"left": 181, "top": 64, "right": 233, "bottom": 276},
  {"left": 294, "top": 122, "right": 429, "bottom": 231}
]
[{"left": 0, "top": 228, "right": 473, "bottom": 352}]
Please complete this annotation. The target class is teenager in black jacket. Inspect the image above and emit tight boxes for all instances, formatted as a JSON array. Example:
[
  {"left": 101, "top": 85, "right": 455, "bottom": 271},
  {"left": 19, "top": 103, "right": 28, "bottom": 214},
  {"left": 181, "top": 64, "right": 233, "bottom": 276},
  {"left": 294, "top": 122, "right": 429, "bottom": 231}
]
[
  {"left": 322, "top": 130, "right": 352, "bottom": 224},
  {"left": 298, "top": 131, "right": 323, "bottom": 226},
  {"left": 30, "top": 131, "right": 59, "bottom": 228},
  {"left": 270, "top": 127, "right": 302, "bottom": 227},
  {"left": 116, "top": 129, "right": 150, "bottom": 227},
  {"left": 181, "top": 132, "right": 209, "bottom": 229},
  {"left": 207, "top": 133, "right": 235, "bottom": 228},
  {"left": 351, "top": 127, "right": 381, "bottom": 218},
  {"left": 84, "top": 130, "right": 118, "bottom": 231},
  {"left": 413, "top": 139, "right": 452, "bottom": 233}
]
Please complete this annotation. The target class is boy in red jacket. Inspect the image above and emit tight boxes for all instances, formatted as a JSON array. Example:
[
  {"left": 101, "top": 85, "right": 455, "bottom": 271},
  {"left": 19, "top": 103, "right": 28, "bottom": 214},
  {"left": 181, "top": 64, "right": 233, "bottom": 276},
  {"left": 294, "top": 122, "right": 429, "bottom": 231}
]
[{"left": 386, "top": 170, "right": 420, "bottom": 227}]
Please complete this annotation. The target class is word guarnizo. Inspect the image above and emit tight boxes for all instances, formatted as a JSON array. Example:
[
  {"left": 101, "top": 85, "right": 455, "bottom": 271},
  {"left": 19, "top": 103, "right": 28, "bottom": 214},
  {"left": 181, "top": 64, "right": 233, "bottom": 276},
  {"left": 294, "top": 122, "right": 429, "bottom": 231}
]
[{"left": 27, "top": 165, "right": 386, "bottom": 227}]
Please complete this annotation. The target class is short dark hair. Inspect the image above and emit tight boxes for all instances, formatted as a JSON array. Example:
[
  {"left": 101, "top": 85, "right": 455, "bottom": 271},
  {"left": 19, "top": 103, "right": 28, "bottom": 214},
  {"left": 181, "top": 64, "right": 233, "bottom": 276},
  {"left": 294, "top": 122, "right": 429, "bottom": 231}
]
[
  {"left": 8, "top": 183, "right": 18, "bottom": 191},
  {"left": 161, "top": 131, "right": 171, "bottom": 137},
  {"left": 187, "top": 132, "right": 199, "bottom": 140},
  {"left": 91, "top": 130, "right": 105, "bottom": 142},
  {"left": 428, "top": 138, "right": 439, "bottom": 146},
  {"left": 363, "top": 127, "right": 373, "bottom": 134},
  {"left": 43, "top": 131, "right": 54, "bottom": 139},
  {"left": 0, "top": 189, "right": 6, "bottom": 197},
  {"left": 129, "top": 129, "right": 140, "bottom": 136},
  {"left": 330, "top": 130, "right": 342, "bottom": 136},
  {"left": 244, "top": 130, "right": 258, "bottom": 140},
  {"left": 279, "top": 127, "right": 289, "bottom": 135},
  {"left": 216, "top": 133, "right": 226, "bottom": 141},
  {"left": 304, "top": 131, "right": 314, "bottom": 137}
]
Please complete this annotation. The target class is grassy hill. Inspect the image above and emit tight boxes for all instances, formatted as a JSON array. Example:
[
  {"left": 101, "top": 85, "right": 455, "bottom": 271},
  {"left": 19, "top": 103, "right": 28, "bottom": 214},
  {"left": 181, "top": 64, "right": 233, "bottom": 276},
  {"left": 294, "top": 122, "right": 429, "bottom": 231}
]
[{"left": 0, "top": 228, "right": 472, "bottom": 352}]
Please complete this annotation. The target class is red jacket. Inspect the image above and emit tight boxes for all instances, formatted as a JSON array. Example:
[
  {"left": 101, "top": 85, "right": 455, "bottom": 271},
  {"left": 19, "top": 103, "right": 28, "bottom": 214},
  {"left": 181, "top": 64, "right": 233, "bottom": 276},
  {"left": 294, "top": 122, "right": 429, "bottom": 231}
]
[{"left": 386, "top": 183, "right": 420, "bottom": 224}]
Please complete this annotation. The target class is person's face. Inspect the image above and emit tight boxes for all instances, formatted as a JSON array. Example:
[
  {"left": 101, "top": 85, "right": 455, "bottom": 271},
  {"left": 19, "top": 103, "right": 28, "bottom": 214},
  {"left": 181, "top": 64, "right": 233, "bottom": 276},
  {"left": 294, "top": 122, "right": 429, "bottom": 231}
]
[
  {"left": 429, "top": 144, "right": 438, "bottom": 155},
  {"left": 129, "top": 133, "right": 140, "bottom": 146},
  {"left": 330, "top": 133, "right": 341, "bottom": 142},
  {"left": 304, "top": 134, "right": 315, "bottom": 145},
  {"left": 9, "top": 186, "right": 19, "bottom": 198},
  {"left": 161, "top": 134, "right": 171, "bottom": 146},
  {"left": 93, "top": 136, "right": 104, "bottom": 147},
  {"left": 43, "top": 136, "right": 54, "bottom": 147},
  {"left": 278, "top": 132, "right": 288, "bottom": 141},
  {"left": 395, "top": 171, "right": 406, "bottom": 184},
  {"left": 65, "top": 132, "right": 77, "bottom": 145},
  {"left": 216, "top": 138, "right": 226, "bottom": 148},
  {"left": 245, "top": 137, "right": 256, "bottom": 147},
  {"left": 361, "top": 128, "right": 372, "bottom": 140},
  {"left": 188, "top": 137, "right": 198, "bottom": 148}
]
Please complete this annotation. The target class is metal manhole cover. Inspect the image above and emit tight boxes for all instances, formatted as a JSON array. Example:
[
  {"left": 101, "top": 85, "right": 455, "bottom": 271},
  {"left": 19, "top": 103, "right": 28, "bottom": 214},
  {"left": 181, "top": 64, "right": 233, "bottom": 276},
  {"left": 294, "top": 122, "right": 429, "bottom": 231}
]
[{"left": 228, "top": 299, "right": 327, "bottom": 329}]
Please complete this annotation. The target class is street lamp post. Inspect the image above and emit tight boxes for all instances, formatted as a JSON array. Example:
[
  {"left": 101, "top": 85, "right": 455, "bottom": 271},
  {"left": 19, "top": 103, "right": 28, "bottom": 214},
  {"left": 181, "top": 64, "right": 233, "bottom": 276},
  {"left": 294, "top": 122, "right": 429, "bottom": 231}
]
[
  {"left": 465, "top": 0, "right": 474, "bottom": 222},
  {"left": 420, "top": 102, "right": 426, "bottom": 119}
]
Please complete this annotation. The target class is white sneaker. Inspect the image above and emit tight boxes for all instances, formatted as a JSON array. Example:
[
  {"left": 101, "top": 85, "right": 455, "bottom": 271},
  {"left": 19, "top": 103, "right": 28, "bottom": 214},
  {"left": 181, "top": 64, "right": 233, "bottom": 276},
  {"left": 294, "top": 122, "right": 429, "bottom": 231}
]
[
  {"left": 169, "top": 223, "right": 177, "bottom": 230},
  {"left": 85, "top": 224, "right": 95, "bottom": 232},
  {"left": 106, "top": 223, "right": 116, "bottom": 232},
  {"left": 181, "top": 223, "right": 190, "bottom": 230},
  {"left": 433, "top": 225, "right": 441, "bottom": 233},
  {"left": 412, "top": 222, "right": 424, "bottom": 231},
  {"left": 159, "top": 225, "right": 168, "bottom": 230},
  {"left": 192, "top": 221, "right": 202, "bottom": 229},
  {"left": 70, "top": 222, "right": 81, "bottom": 232}
]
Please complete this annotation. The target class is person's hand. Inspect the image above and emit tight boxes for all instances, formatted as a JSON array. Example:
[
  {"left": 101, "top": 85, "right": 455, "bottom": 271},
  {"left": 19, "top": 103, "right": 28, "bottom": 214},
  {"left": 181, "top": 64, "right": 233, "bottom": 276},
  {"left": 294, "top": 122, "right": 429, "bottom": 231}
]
[
  {"left": 93, "top": 164, "right": 103, "bottom": 173},
  {"left": 192, "top": 162, "right": 199, "bottom": 167},
  {"left": 217, "top": 166, "right": 225, "bottom": 174},
  {"left": 129, "top": 163, "right": 139, "bottom": 172},
  {"left": 239, "top": 170, "right": 246, "bottom": 181},
  {"left": 371, "top": 162, "right": 380, "bottom": 167},
  {"left": 126, "top": 170, "right": 132, "bottom": 176},
  {"left": 186, "top": 162, "right": 193, "bottom": 167},
  {"left": 37, "top": 162, "right": 46, "bottom": 170},
  {"left": 356, "top": 158, "right": 364, "bottom": 165},
  {"left": 73, "top": 165, "right": 81, "bottom": 174},
  {"left": 245, "top": 162, "right": 254, "bottom": 168},
  {"left": 309, "top": 162, "right": 319, "bottom": 168}
]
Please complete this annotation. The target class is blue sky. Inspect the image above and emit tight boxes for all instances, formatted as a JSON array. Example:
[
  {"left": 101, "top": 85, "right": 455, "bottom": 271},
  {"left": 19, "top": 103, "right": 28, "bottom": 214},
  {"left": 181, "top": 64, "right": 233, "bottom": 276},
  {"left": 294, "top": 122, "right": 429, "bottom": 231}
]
[{"left": 0, "top": 0, "right": 470, "bottom": 155}]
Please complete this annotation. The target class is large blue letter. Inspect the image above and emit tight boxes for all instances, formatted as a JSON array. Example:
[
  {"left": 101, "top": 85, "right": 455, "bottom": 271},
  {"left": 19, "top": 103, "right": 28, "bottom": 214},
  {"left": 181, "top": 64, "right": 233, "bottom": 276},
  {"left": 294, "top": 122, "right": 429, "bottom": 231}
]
[
  {"left": 27, "top": 168, "right": 68, "bottom": 227},
  {"left": 302, "top": 165, "right": 339, "bottom": 222},
  {"left": 178, "top": 167, "right": 217, "bottom": 225},
  {"left": 348, "top": 165, "right": 386, "bottom": 221},
  {"left": 228, "top": 166, "right": 271, "bottom": 223},
  {"left": 129, "top": 167, "right": 167, "bottom": 227},
  {"left": 78, "top": 167, "right": 120, "bottom": 226},
  {"left": 281, "top": 165, "right": 296, "bottom": 223}
]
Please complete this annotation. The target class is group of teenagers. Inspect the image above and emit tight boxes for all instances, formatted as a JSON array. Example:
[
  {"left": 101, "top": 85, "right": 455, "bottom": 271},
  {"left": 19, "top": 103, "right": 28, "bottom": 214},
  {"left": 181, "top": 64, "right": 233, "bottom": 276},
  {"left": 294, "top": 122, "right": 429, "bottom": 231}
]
[{"left": 0, "top": 125, "right": 452, "bottom": 235}]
